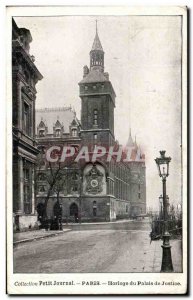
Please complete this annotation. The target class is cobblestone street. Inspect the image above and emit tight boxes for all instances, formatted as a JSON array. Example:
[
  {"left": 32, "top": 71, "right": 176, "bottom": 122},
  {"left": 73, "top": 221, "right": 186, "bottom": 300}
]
[{"left": 14, "top": 220, "right": 182, "bottom": 273}]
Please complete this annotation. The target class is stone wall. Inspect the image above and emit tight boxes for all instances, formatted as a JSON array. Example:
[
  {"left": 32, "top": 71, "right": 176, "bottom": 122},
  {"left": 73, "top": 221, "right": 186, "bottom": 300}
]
[{"left": 13, "top": 214, "right": 38, "bottom": 232}]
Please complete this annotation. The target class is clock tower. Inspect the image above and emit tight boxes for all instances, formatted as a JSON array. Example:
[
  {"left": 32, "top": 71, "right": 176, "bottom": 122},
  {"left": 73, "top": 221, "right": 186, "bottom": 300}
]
[{"left": 79, "top": 23, "right": 116, "bottom": 148}]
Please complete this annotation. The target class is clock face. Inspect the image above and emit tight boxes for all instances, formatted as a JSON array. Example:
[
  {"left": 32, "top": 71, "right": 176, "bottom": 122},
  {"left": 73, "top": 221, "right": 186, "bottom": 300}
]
[{"left": 90, "top": 179, "right": 99, "bottom": 188}]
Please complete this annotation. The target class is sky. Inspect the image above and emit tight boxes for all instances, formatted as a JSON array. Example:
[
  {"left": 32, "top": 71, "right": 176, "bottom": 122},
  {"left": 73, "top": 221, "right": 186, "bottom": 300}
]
[{"left": 15, "top": 15, "right": 182, "bottom": 210}]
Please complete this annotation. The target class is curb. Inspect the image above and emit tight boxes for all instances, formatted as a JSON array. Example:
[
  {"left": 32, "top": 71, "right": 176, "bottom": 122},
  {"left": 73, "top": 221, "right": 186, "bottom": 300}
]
[
  {"left": 13, "top": 229, "right": 71, "bottom": 246},
  {"left": 63, "top": 220, "right": 150, "bottom": 226}
]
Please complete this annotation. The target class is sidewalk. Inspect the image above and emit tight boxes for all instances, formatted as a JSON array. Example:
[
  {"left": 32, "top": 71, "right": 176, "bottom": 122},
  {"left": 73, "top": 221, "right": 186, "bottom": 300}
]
[
  {"left": 13, "top": 228, "right": 71, "bottom": 245},
  {"left": 149, "top": 238, "right": 182, "bottom": 272}
]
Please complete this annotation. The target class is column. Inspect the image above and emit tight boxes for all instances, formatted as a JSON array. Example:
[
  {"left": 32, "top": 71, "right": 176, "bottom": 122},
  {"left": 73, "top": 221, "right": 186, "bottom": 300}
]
[
  {"left": 31, "top": 164, "right": 35, "bottom": 214},
  {"left": 14, "top": 156, "right": 24, "bottom": 214},
  {"left": 18, "top": 81, "right": 23, "bottom": 131}
]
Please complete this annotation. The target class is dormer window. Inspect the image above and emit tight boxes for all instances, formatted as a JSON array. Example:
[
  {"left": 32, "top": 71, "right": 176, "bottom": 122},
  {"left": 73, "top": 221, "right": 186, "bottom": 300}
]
[
  {"left": 93, "top": 109, "right": 98, "bottom": 125},
  {"left": 85, "top": 85, "right": 88, "bottom": 90},
  {"left": 72, "top": 128, "right": 77, "bottom": 137},
  {"left": 93, "top": 85, "right": 97, "bottom": 90},
  {"left": 53, "top": 119, "right": 63, "bottom": 137},
  {"left": 37, "top": 119, "right": 47, "bottom": 138},
  {"left": 55, "top": 129, "right": 61, "bottom": 137},
  {"left": 39, "top": 129, "right": 45, "bottom": 137}
]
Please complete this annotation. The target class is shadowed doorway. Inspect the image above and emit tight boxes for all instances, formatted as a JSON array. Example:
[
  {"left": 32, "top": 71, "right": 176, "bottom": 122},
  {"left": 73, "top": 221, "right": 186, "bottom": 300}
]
[{"left": 70, "top": 203, "right": 79, "bottom": 222}]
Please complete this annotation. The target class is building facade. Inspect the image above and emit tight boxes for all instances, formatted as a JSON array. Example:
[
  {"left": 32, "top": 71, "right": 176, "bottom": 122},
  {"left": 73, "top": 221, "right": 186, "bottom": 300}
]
[
  {"left": 12, "top": 19, "right": 43, "bottom": 230},
  {"left": 35, "top": 27, "right": 146, "bottom": 222}
]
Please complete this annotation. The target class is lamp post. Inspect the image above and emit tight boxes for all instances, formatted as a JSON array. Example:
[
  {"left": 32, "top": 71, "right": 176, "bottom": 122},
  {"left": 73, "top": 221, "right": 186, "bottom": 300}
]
[
  {"left": 155, "top": 150, "right": 173, "bottom": 272},
  {"left": 166, "top": 195, "right": 170, "bottom": 218},
  {"left": 159, "top": 194, "right": 163, "bottom": 220}
]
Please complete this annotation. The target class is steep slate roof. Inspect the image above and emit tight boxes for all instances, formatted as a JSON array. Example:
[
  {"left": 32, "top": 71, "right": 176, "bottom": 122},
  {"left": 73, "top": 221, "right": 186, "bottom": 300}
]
[
  {"left": 36, "top": 107, "right": 75, "bottom": 134},
  {"left": 71, "top": 118, "right": 79, "bottom": 126},
  {"left": 54, "top": 120, "right": 62, "bottom": 128},
  {"left": 126, "top": 129, "right": 134, "bottom": 147},
  {"left": 38, "top": 120, "right": 46, "bottom": 128},
  {"left": 79, "top": 69, "right": 108, "bottom": 84},
  {"left": 125, "top": 130, "right": 145, "bottom": 161},
  {"left": 91, "top": 32, "right": 104, "bottom": 51}
]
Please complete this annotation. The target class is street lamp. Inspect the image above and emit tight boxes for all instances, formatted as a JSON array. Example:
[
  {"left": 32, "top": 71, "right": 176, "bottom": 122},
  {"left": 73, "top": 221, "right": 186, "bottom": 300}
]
[{"left": 155, "top": 150, "right": 173, "bottom": 272}]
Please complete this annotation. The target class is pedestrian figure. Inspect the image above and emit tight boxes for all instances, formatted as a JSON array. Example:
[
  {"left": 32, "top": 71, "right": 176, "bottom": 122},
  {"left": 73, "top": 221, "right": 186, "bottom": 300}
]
[
  {"left": 52, "top": 200, "right": 63, "bottom": 230},
  {"left": 36, "top": 202, "right": 46, "bottom": 228}
]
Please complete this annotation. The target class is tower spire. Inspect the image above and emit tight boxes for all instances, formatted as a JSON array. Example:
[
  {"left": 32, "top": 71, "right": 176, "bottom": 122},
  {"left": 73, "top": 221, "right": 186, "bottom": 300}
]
[
  {"left": 90, "top": 21, "right": 104, "bottom": 72},
  {"left": 126, "top": 128, "right": 134, "bottom": 147},
  {"left": 96, "top": 19, "right": 98, "bottom": 34}
]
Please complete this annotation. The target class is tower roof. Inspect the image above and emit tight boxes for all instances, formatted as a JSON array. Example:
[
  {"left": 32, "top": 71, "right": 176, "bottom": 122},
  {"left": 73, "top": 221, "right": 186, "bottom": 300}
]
[
  {"left": 91, "top": 31, "right": 103, "bottom": 52},
  {"left": 91, "top": 21, "right": 104, "bottom": 52},
  {"left": 79, "top": 68, "right": 108, "bottom": 84},
  {"left": 126, "top": 128, "right": 134, "bottom": 147}
]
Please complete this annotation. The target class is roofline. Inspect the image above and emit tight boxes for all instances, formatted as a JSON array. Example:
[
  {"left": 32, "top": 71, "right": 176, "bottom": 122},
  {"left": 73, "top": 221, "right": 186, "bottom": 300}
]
[
  {"left": 36, "top": 106, "right": 74, "bottom": 112},
  {"left": 13, "top": 42, "right": 43, "bottom": 80}
]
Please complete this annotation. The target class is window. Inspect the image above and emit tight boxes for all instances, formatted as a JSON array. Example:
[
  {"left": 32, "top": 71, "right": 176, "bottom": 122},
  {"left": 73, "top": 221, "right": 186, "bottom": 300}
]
[
  {"left": 39, "top": 129, "right": 45, "bottom": 137},
  {"left": 72, "top": 172, "right": 78, "bottom": 180},
  {"left": 72, "top": 129, "right": 77, "bottom": 137},
  {"left": 23, "top": 163, "right": 32, "bottom": 214},
  {"left": 55, "top": 129, "right": 61, "bottom": 137},
  {"left": 94, "top": 133, "right": 97, "bottom": 141},
  {"left": 93, "top": 201, "right": 97, "bottom": 216},
  {"left": 38, "top": 173, "right": 45, "bottom": 181},
  {"left": 72, "top": 185, "right": 78, "bottom": 192},
  {"left": 93, "top": 109, "right": 98, "bottom": 125},
  {"left": 39, "top": 186, "right": 46, "bottom": 192},
  {"left": 138, "top": 181, "right": 141, "bottom": 199},
  {"left": 23, "top": 102, "right": 31, "bottom": 136},
  {"left": 93, "top": 207, "right": 97, "bottom": 216}
]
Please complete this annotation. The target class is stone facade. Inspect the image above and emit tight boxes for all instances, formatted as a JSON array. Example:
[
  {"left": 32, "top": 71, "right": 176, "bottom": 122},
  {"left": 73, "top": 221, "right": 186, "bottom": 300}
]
[
  {"left": 35, "top": 26, "right": 146, "bottom": 222},
  {"left": 12, "top": 19, "right": 43, "bottom": 230}
]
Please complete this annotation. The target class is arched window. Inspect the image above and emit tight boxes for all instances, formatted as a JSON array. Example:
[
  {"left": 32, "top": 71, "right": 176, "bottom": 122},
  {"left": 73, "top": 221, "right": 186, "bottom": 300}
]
[
  {"left": 93, "top": 109, "right": 98, "bottom": 125},
  {"left": 93, "top": 201, "right": 97, "bottom": 216},
  {"left": 38, "top": 173, "right": 45, "bottom": 181},
  {"left": 72, "top": 172, "right": 78, "bottom": 180},
  {"left": 70, "top": 203, "right": 78, "bottom": 216}
]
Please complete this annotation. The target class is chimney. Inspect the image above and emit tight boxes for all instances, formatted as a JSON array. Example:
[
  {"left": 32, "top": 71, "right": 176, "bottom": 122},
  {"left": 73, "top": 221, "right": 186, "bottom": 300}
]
[
  {"left": 83, "top": 65, "right": 89, "bottom": 78},
  {"left": 104, "top": 72, "right": 109, "bottom": 80}
]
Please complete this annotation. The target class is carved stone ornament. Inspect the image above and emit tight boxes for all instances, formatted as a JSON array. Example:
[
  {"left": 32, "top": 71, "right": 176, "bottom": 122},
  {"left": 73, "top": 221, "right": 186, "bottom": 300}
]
[
  {"left": 85, "top": 164, "right": 103, "bottom": 194},
  {"left": 21, "top": 85, "right": 34, "bottom": 99}
]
